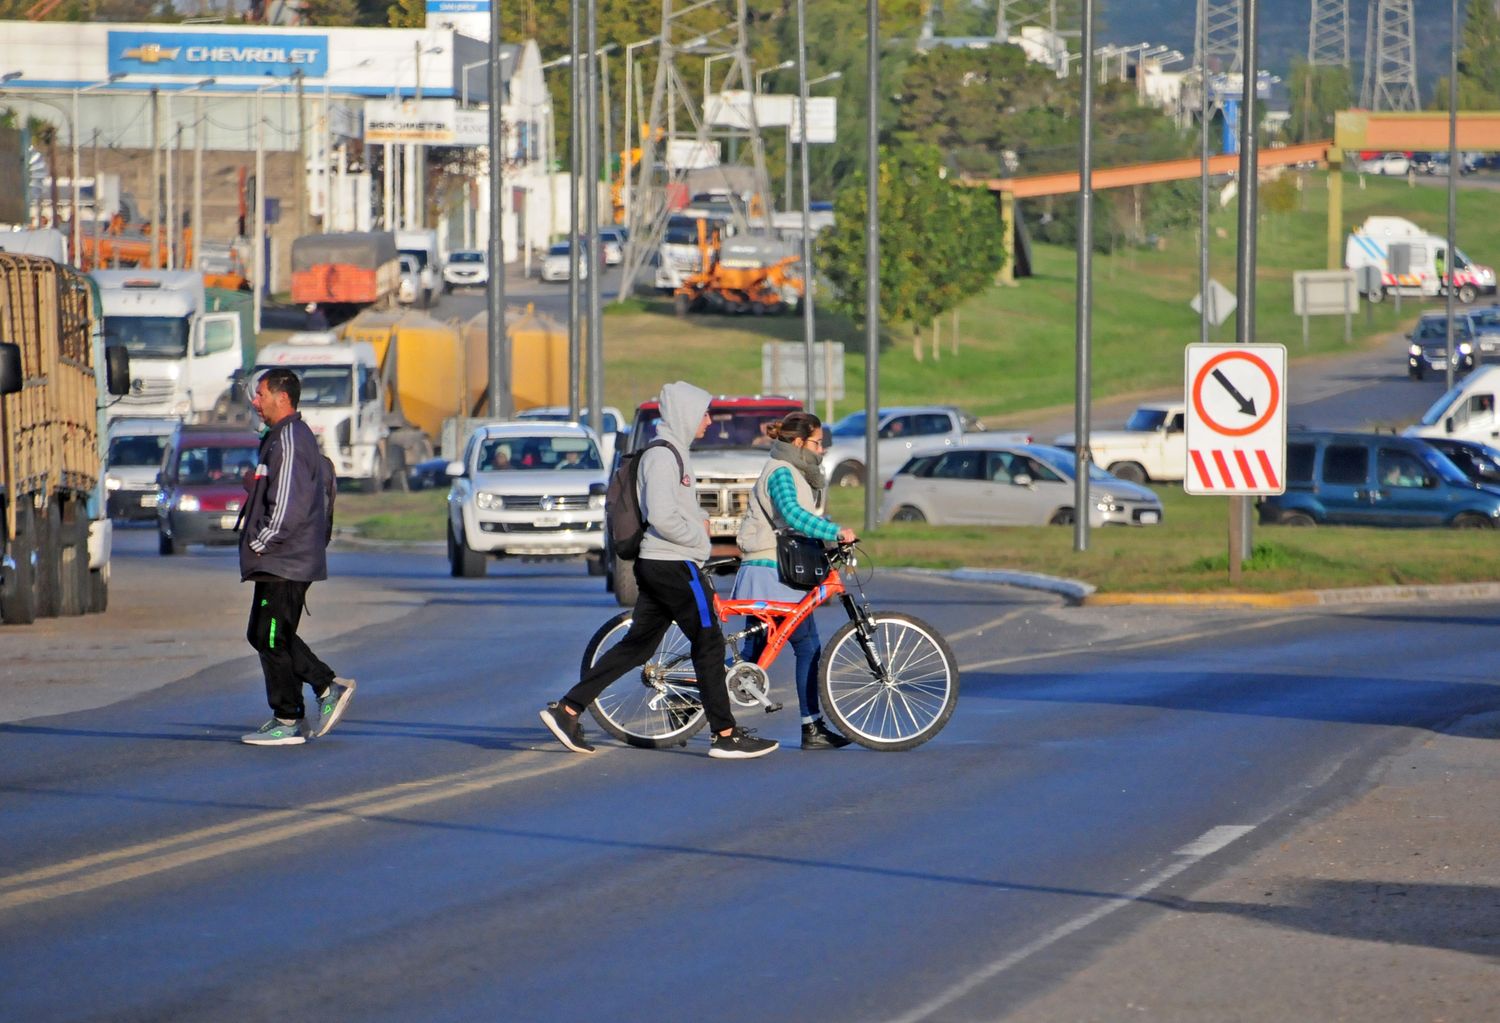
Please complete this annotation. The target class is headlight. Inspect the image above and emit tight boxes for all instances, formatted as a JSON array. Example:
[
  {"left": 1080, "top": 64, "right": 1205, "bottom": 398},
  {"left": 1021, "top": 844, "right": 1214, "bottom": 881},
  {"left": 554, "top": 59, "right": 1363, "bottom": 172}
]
[
  {"left": 475, "top": 492, "right": 504, "bottom": 510},
  {"left": 1460, "top": 342, "right": 1473, "bottom": 355},
  {"left": 1095, "top": 497, "right": 1122, "bottom": 512},
  {"left": 1409, "top": 343, "right": 1422, "bottom": 356},
  {"left": 106, "top": 475, "right": 122, "bottom": 491},
  {"left": 177, "top": 494, "right": 201, "bottom": 512},
  {"left": 589, "top": 493, "right": 606, "bottom": 509}
]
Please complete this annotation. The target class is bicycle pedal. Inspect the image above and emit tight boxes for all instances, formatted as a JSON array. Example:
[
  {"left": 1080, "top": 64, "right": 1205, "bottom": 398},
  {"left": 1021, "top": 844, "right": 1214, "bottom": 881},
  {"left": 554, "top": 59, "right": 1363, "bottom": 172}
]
[{"left": 764, "top": 702, "right": 783, "bottom": 714}]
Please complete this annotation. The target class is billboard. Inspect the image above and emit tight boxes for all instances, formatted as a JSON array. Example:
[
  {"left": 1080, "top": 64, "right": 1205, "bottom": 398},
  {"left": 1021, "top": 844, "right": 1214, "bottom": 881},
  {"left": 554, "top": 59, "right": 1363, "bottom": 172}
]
[{"left": 107, "top": 30, "right": 329, "bottom": 78}]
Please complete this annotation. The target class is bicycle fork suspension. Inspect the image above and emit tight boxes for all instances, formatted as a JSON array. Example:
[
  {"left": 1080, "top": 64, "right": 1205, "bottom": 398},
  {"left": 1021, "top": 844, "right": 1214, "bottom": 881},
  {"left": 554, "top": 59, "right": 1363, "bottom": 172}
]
[{"left": 842, "top": 593, "right": 893, "bottom": 681}]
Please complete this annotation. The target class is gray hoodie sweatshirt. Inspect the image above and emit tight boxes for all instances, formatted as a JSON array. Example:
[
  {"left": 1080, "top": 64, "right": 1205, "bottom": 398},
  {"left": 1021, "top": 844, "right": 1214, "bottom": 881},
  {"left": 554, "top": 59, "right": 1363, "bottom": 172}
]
[{"left": 637, "top": 380, "right": 711, "bottom": 564}]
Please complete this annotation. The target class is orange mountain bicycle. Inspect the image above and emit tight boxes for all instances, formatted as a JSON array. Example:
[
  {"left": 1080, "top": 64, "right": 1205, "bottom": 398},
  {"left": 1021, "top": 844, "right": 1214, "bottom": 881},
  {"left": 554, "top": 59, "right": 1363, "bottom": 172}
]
[{"left": 581, "top": 543, "right": 959, "bottom": 751}]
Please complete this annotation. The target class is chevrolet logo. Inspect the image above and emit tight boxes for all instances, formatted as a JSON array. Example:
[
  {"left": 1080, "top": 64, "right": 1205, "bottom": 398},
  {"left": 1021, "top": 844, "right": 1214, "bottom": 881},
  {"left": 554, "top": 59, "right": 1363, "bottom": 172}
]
[{"left": 122, "top": 44, "right": 181, "bottom": 64}]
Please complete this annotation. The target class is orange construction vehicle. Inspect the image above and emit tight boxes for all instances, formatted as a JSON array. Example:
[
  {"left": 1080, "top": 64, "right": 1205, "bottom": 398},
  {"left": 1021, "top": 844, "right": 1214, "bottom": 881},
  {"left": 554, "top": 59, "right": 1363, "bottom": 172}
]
[
  {"left": 672, "top": 218, "right": 804, "bottom": 316},
  {"left": 76, "top": 223, "right": 249, "bottom": 290}
]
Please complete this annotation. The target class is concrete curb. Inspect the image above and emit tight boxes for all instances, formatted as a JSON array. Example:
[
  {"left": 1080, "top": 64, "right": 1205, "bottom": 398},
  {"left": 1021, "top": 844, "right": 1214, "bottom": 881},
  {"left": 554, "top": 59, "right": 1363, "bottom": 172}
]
[{"left": 917, "top": 567, "right": 1500, "bottom": 609}]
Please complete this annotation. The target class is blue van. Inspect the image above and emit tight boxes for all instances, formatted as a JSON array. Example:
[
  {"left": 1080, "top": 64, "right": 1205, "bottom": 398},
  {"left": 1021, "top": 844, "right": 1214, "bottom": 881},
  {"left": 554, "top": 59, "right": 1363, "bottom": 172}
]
[{"left": 1258, "top": 431, "right": 1500, "bottom": 528}]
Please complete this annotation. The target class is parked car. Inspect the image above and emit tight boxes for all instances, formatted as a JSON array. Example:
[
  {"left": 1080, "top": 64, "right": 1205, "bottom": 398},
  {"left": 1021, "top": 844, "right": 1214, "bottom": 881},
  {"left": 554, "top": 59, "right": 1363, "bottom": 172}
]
[
  {"left": 445, "top": 421, "right": 608, "bottom": 577},
  {"left": 541, "top": 242, "right": 591, "bottom": 282},
  {"left": 1407, "top": 313, "right": 1477, "bottom": 380},
  {"left": 1054, "top": 402, "right": 1186, "bottom": 484},
  {"left": 442, "top": 249, "right": 489, "bottom": 292},
  {"left": 598, "top": 229, "right": 626, "bottom": 266},
  {"left": 104, "top": 416, "right": 178, "bottom": 521},
  {"left": 880, "top": 441, "right": 1163, "bottom": 528},
  {"left": 821, "top": 405, "right": 1008, "bottom": 488},
  {"left": 1419, "top": 437, "right": 1500, "bottom": 486},
  {"left": 1258, "top": 431, "right": 1500, "bottom": 528},
  {"left": 1358, "top": 152, "right": 1411, "bottom": 176},
  {"left": 156, "top": 424, "right": 262, "bottom": 555}
]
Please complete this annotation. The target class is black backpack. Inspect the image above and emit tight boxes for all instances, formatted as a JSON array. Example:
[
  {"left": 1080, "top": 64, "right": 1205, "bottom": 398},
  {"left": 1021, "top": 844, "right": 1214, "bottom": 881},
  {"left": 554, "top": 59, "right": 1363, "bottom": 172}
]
[{"left": 607, "top": 440, "right": 685, "bottom": 560}]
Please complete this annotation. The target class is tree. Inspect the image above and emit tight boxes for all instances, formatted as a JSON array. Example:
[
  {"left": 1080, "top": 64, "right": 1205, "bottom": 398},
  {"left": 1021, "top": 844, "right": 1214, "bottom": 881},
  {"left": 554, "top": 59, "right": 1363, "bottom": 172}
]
[
  {"left": 386, "top": 0, "right": 423, "bottom": 28},
  {"left": 1435, "top": 0, "right": 1500, "bottom": 109},
  {"left": 1286, "top": 61, "right": 1350, "bottom": 142},
  {"left": 302, "top": 0, "right": 362, "bottom": 27},
  {"left": 818, "top": 144, "right": 1004, "bottom": 341}
]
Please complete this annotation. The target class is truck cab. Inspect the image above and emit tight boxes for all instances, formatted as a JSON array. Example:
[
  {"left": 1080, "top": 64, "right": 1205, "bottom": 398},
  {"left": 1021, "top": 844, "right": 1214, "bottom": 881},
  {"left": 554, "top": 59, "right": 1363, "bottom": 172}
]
[
  {"left": 1405, "top": 365, "right": 1500, "bottom": 448},
  {"left": 254, "top": 333, "right": 390, "bottom": 492},
  {"left": 92, "top": 269, "right": 242, "bottom": 421},
  {"left": 1055, "top": 402, "right": 1187, "bottom": 484}
]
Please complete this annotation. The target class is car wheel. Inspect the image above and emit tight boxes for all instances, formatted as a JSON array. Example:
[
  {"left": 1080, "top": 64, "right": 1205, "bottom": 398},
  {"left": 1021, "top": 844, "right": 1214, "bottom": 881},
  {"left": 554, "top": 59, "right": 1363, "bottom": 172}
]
[
  {"left": 449, "top": 521, "right": 487, "bottom": 577},
  {"left": 1106, "top": 461, "right": 1148, "bottom": 484},
  {"left": 1451, "top": 512, "right": 1493, "bottom": 529},
  {"left": 363, "top": 452, "right": 385, "bottom": 494},
  {"left": 1280, "top": 511, "right": 1316, "bottom": 527},
  {"left": 158, "top": 528, "right": 178, "bottom": 555},
  {"left": 891, "top": 506, "right": 926, "bottom": 523},
  {"left": 1365, "top": 287, "right": 1384, "bottom": 305},
  {"left": 1458, "top": 284, "right": 1478, "bottom": 304},
  {"left": 586, "top": 553, "right": 606, "bottom": 576},
  {"left": 831, "top": 461, "right": 865, "bottom": 488},
  {"left": 1049, "top": 508, "right": 1075, "bottom": 526}
]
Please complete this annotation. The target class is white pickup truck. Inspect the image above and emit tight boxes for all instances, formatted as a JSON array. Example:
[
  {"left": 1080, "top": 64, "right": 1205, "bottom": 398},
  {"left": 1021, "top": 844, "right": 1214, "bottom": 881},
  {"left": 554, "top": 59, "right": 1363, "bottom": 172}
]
[{"left": 1055, "top": 402, "right": 1187, "bottom": 484}]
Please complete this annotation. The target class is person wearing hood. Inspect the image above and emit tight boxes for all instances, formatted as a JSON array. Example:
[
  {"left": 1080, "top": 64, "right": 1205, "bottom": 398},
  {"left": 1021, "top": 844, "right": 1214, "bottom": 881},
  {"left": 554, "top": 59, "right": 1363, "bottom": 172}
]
[
  {"left": 732, "top": 411, "right": 856, "bottom": 750},
  {"left": 540, "top": 381, "right": 779, "bottom": 760}
]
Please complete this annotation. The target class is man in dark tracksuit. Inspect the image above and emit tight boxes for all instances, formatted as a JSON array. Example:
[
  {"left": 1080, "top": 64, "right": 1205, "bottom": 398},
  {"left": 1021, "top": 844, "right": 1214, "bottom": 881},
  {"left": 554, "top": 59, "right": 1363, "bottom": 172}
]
[{"left": 239, "top": 367, "right": 355, "bottom": 746}]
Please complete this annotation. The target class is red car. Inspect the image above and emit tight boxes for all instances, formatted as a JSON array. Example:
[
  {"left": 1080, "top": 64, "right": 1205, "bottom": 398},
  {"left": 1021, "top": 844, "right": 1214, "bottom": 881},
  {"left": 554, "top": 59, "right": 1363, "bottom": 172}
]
[{"left": 156, "top": 425, "right": 262, "bottom": 555}]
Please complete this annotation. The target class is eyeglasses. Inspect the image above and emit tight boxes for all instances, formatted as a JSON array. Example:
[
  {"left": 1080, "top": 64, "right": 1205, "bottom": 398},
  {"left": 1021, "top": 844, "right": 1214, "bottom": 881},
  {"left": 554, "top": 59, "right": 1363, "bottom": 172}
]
[{"left": 805, "top": 437, "right": 825, "bottom": 450}]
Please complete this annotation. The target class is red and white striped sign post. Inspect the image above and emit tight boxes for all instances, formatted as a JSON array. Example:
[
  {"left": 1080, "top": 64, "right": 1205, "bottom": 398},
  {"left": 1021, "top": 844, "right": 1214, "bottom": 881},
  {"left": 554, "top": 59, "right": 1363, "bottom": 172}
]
[{"left": 1184, "top": 344, "right": 1287, "bottom": 496}]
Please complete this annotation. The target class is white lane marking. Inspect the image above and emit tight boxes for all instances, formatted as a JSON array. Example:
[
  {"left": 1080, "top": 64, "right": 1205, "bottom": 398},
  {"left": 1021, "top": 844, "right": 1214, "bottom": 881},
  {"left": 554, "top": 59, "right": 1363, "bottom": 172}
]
[
  {"left": 957, "top": 613, "right": 1300, "bottom": 673},
  {"left": 885, "top": 824, "right": 1256, "bottom": 1023},
  {"left": 944, "top": 607, "right": 1035, "bottom": 644}
]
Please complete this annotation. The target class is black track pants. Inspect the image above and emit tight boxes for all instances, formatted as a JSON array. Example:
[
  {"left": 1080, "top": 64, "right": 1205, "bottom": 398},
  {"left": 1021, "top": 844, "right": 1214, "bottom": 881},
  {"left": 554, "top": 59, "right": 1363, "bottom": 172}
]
[
  {"left": 563, "top": 559, "right": 737, "bottom": 735},
  {"left": 247, "top": 579, "right": 337, "bottom": 721}
]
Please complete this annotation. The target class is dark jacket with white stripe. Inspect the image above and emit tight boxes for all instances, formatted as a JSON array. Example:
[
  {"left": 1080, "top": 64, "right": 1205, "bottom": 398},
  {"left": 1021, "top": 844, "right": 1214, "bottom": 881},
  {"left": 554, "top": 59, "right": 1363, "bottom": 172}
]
[{"left": 239, "top": 412, "right": 331, "bottom": 583}]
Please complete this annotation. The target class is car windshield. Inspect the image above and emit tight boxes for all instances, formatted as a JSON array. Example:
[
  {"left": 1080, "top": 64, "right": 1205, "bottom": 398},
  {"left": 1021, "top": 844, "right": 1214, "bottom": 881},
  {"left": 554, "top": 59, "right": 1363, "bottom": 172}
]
[
  {"left": 108, "top": 434, "right": 168, "bottom": 468},
  {"left": 633, "top": 408, "right": 789, "bottom": 450},
  {"left": 449, "top": 252, "right": 483, "bottom": 264},
  {"left": 398, "top": 248, "right": 429, "bottom": 269},
  {"left": 1421, "top": 447, "right": 1473, "bottom": 487},
  {"left": 177, "top": 445, "right": 258, "bottom": 485},
  {"left": 285, "top": 365, "right": 352, "bottom": 407},
  {"left": 1028, "top": 446, "right": 1115, "bottom": 482},
  {"left": 828, "top": 411, "right": 869, "bottom": 437},
  {"left": 103, "top": 315, "right": 189, "bottom": 359},
  {"left": 1415, "top": 319, "right": 1470, "bottom": 342},
  {"left": 476, "top": 435, "right": 602, "bottom": 471},
  {"left": 1417, "top": 383, "right": 1467, "bottom": 426},
  {"left": 1124, "top": 408, "right": 1169, "bottom": 431},
  {"left": 547, "top": 243, "right": 575, "bottom": 255}
]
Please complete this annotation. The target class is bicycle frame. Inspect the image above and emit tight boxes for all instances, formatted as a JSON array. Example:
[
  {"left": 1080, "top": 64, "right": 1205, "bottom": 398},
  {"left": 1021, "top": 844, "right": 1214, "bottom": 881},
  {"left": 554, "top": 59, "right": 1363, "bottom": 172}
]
[{"left": 716, "top": 569, "right": 849, "bottom": 670}]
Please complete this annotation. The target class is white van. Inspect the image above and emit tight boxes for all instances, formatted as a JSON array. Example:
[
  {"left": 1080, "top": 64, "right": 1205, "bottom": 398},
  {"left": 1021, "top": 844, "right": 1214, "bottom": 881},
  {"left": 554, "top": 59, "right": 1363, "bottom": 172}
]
[
  {"left": 1405, "top": 364, "right": 1500, "bottom": 446},
  {"left": 1345, "top": 215, "right": 1496, "bottom": 304},
  {"left": 254, "top": 333, "right": 391, "bottom": 491},
  {"left": 395, "top": 229, "right": 440, "bottom": 308}
]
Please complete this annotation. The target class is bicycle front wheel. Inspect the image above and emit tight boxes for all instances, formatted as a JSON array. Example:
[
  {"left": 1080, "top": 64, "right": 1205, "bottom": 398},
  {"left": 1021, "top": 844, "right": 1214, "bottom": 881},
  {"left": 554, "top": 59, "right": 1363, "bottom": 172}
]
[
  {"left": 582, "top": 611, "right": 707, "bottom": 748},
  {"left": 818, "top": 611, "right": 959, "bottom": 751}
]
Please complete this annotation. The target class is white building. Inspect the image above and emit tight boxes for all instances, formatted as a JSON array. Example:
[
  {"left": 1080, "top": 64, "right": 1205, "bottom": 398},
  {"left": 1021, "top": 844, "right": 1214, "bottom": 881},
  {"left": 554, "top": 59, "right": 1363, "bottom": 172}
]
[{"left": 0, "top": 20, "right": 554, "bottom": 262}]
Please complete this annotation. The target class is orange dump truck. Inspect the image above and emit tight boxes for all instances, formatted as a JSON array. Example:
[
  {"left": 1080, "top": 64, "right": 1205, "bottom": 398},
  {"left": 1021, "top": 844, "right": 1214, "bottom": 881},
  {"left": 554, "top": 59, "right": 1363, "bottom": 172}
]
[{"left": 291, "top": 232, "right": 399, "bottom": 313}]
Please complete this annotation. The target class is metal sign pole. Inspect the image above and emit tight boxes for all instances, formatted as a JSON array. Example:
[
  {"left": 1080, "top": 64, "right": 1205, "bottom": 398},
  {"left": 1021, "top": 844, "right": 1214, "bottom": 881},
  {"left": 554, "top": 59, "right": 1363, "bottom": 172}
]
[
  {"left": 487, "top": 0, "right": 510, "bottom": 418},
  {"left": 1073, "top": 0, "right": 1095, "bottom": 553},
  {"left": 1230, "top": 0, "right": 1260, "bottom": 577},
  {"left": 1445, "top": 0, "right": 1458, "bottom": 393},
  {"left": 796, "top": 0, "right": 817, "bottom": 414},
  {"left": 863, "top": 0, "right": 880, "bottom": 534}
]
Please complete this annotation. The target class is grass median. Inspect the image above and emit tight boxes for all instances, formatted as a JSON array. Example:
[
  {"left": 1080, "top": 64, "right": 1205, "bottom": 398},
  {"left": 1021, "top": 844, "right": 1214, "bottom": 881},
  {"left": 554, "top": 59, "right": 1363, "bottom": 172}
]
[{"left": 337, "top": 485, "right": 1497, "bottom": 594}]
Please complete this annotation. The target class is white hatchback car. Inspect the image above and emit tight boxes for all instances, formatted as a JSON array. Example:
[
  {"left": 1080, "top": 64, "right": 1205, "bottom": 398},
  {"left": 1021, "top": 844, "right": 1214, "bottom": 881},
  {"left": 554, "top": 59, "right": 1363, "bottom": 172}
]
[
  {"left": 879, "top": 442, "right": 1163, "bottom": 528},
  {"left": 445, "top": 422, "right": 608, "bottom": 577}
]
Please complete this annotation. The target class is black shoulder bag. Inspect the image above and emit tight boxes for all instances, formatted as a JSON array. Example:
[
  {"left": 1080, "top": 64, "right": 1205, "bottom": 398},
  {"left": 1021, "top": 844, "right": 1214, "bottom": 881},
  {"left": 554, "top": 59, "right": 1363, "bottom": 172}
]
[{"left": 754, "top": 482, "right": 830, "bottom": 590}]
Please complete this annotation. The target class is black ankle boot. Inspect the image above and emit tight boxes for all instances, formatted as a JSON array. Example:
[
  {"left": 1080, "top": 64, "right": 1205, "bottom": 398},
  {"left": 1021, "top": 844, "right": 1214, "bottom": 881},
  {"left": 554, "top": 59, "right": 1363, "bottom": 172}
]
[{"left": 801, "top": 719, "right": 852, "bottom": 750}]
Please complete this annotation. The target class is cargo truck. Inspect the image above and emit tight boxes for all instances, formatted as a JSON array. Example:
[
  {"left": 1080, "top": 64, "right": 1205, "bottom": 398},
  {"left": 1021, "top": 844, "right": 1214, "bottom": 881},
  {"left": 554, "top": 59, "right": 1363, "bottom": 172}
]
[
  {"left": 92, "top": 269, "right": 243, "bottom": 421},
  {"left": 1345, "top": 215, "right": 1497, "bottom": 304},
  {"left": 1, "top": 252, "right": 130, "bottom": 624},
  {"left": 290, "top": 231, "right": 400, "bottom": 317}
]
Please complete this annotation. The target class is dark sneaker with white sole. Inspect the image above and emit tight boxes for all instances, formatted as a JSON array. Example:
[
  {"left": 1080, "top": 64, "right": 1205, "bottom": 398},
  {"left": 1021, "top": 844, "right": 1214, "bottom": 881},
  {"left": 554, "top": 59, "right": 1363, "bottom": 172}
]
[
  {"left": 708, "top": 727, "right": 779, "bottom": 760},
  {"left": 313, "top": 677, "right": 357, "bottom": 738},
  {"left": 241, "top": 718, "right": 310, "bottom": 746},
  {"left": 540, "top": 702, "right": 595, "bottom": 753}
]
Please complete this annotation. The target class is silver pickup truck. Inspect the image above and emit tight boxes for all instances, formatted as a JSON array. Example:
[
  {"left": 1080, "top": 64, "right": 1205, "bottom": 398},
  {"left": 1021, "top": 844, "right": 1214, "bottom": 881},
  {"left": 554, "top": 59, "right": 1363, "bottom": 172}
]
[{"left": 821, "top": 405, "right": 1023, "bottom": 487}]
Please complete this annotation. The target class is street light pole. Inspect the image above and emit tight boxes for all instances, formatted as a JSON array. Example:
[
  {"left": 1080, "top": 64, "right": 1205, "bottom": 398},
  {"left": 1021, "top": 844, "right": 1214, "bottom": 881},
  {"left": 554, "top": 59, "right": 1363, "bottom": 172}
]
[
  {"left": 864, "top": 0, "right": 880, "bottom": 534},
  {"left": 796, "top": 0, "right": 816, "bottom": 412},
  {"left": 488, "top": 0, "right": 509, "bottom": 418},
  {"left": 252, "top": 79, "right": 283, "bottom": 337},
  {"left": 585, "top": 0, "right": 603, "bottom": 441},
  {"left": 568, "top": 0, "right": 581, "bottom": 419}
]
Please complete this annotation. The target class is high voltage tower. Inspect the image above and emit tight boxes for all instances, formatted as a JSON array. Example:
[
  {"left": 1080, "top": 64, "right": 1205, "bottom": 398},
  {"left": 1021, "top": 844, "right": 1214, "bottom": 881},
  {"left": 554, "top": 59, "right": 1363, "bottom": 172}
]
[
  {"left": 994, "top": 0, "right": 1059, "bottom": 38},
  {"left": 1307, "top": 0, "right": 1350, "bottom": 67},
  {"left": 1360, "top": 0, "right": 1420, "bottom": 110},
  {"left": 1194, "top": 0, "right": 1243, "bottom": 74},
  {"left": 618, "top": 0, "right": 772, "bottom": 298}
]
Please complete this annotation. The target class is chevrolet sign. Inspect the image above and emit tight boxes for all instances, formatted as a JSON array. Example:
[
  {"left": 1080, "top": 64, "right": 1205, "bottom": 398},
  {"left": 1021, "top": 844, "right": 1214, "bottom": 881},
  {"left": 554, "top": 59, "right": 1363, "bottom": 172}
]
[{"left": 108, "top": 30, "right": 329, "bottom": 77}]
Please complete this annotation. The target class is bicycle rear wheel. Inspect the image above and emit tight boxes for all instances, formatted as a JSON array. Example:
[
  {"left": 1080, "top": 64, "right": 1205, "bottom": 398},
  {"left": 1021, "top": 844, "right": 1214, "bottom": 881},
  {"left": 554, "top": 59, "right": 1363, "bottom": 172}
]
[
  {"left": 818, "top": 611, "right": 959, "bottom": 751},
  {"left": 582, "top": 611, "right": 707, "bottom": 748}
]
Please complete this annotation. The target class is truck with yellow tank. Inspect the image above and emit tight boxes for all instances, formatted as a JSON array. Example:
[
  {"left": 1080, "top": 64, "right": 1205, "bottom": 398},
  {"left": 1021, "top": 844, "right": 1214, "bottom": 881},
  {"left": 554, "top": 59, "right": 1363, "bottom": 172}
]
[{"left": 0, "top": 252, "right": 129, "bottom": 624}]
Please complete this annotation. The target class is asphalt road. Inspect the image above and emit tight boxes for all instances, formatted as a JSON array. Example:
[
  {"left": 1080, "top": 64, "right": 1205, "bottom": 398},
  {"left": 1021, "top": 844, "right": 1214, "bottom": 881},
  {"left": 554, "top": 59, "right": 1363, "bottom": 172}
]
[{"left": 2, "top": 530, "right": 1496, "bottom": 1021}]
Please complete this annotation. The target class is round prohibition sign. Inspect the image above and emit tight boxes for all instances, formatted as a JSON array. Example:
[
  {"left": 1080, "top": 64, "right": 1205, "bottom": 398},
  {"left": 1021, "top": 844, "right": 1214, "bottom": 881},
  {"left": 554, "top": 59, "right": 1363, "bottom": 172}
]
[{"left": 1191, "top": 350, "right": 1280, "bottom": 437}]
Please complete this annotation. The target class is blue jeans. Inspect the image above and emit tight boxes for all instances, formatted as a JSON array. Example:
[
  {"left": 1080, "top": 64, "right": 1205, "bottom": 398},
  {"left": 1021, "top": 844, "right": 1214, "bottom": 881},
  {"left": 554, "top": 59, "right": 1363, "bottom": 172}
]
[{"left": 742, "top": 614, "right": 822, "bottom": 719}]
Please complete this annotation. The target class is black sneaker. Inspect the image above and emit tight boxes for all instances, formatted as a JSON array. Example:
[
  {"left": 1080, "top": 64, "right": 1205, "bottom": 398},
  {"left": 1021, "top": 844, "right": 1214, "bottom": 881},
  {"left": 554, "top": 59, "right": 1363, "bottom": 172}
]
[
  {"left": 709, "top": 726, "right": 779, "bottom": 760},
  {"left": 540, "top": 702, "right": 595, "bottom": 754},
  {"left": 801, "top": 719, "right": 853, "bottom": 750}
]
